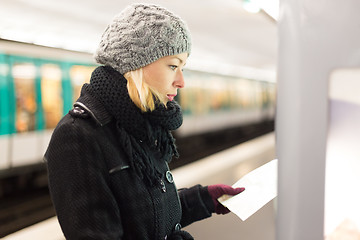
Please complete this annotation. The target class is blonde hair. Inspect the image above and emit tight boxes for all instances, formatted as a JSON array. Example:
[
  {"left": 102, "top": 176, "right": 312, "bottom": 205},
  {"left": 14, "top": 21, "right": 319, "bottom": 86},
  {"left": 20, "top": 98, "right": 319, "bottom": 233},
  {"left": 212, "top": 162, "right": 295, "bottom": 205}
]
[{"left": 124, "top": 69, "right": 167, "bottom": 112}]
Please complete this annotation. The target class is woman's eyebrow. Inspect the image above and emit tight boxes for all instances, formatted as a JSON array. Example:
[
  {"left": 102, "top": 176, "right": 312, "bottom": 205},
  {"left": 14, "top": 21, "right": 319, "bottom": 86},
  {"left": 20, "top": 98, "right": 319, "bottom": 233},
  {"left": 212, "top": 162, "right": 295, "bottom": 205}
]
[
  {"left": 172, "top": 56, "right": 186, "bottom": 65},
  {"left": 176, "top": 57, "right": 183, "bottom": 63}
]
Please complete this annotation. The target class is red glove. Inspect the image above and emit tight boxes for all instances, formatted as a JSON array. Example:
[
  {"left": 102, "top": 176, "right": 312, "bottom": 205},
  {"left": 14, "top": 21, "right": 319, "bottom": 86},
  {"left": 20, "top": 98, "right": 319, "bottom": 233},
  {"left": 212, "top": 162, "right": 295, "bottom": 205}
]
[{"left": 207, "top": 184, "right": 245, "bottom": 214}]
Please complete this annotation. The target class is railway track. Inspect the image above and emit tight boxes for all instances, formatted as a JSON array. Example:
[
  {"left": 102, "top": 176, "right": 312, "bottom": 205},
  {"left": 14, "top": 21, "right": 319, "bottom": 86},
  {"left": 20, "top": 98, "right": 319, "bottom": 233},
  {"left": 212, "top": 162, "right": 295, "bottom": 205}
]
[
  {"left": 0, "top": 187, "right": 55, "bottom": 237},
  {"left": 170, "top": 120, "right": 275, "bottom": 169}
]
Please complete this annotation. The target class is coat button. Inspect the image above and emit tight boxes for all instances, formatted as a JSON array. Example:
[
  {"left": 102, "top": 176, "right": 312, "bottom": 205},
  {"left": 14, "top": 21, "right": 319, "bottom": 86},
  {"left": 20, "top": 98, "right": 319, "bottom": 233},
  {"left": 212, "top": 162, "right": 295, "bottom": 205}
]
[
  {"left": 160, "top": 179, "right": 166, "bottom": 192},
  {"left": 165, "top": 171, "right": 174, "bottom": 183},
  {"left": 174, "top": 223, "right": 182, "bottom": 231}
]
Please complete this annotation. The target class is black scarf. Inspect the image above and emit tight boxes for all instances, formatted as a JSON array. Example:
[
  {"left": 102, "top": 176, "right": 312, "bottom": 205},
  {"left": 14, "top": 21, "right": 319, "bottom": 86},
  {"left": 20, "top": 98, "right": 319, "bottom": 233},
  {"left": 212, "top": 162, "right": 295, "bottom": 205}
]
[{"left": 84, "top": 66, "right": 183, "bottom": 185}]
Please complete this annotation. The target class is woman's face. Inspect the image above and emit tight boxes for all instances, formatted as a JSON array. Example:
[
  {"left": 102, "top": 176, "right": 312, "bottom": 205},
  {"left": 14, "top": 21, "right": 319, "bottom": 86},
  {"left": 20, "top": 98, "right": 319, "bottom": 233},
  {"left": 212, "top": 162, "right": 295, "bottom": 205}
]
[{"left": 143, "top": 52, "right": 188, "bottom": 102}]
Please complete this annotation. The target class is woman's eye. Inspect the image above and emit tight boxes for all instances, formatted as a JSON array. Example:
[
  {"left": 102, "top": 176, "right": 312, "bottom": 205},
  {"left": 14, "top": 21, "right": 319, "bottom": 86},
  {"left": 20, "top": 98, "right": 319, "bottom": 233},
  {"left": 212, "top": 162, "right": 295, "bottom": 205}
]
[{"left": 169, "top": 65, "right": 177, "bottom": 71}]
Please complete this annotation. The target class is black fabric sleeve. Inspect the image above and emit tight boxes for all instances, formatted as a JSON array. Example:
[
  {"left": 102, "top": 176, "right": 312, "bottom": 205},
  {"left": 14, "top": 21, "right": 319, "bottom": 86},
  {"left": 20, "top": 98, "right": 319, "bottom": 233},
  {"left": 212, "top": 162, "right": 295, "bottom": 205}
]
[
  {"left": 45, "top": 116, "right": 123, "bottom": 239},
  {"left": 178, "top": 184, "right": 214, "bottom": 227}
]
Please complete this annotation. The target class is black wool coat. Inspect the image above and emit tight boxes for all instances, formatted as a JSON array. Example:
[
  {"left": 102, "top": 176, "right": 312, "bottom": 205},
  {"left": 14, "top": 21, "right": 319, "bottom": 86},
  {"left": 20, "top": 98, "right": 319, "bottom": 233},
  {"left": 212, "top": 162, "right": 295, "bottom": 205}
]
[{"left": 45, "top": 88, "right": 214, "bottom": 240}]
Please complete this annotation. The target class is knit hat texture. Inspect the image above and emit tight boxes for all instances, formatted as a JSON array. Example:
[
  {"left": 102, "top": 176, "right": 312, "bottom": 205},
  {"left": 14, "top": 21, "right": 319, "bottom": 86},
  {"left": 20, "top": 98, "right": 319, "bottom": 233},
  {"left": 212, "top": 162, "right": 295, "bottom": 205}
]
[{"left": 94, "top": 3, "right": 192, "bottom": 74}]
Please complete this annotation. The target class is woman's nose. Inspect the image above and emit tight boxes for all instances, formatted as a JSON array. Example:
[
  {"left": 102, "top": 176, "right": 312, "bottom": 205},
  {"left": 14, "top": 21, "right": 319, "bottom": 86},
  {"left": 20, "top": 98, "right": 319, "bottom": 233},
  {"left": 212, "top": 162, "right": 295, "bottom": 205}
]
[{"left": 174, "top": 71, "right": 185, "bottom": 88}]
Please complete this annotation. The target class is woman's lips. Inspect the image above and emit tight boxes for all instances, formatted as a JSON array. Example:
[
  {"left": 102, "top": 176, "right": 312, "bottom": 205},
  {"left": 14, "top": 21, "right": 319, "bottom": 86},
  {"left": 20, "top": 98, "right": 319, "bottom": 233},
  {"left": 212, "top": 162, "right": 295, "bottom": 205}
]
[{"left": 167, "top": 94, "right": 177, "bottom": 101}]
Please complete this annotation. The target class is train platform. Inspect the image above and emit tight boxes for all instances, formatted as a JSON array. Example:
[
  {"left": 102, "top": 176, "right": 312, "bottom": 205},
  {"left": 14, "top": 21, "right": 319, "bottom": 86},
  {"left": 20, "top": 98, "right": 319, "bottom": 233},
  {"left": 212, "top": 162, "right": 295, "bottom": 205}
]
[{"left": 2, "top": 133, "right": 276, "bottom": 240}]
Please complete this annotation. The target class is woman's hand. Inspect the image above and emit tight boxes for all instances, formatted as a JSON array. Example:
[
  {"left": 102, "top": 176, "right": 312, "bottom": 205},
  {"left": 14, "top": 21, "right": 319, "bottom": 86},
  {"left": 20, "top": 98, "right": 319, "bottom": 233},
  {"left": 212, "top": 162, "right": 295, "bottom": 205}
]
[{"left": 207, "top": 184, "right": 245, "bottom": 214}]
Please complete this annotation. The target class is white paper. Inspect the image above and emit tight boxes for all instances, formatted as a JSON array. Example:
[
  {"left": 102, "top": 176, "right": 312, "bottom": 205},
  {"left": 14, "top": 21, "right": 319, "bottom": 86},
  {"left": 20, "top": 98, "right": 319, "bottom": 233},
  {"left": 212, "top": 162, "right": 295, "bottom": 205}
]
[{"left": 218, "top": 159, "right": 278, "bottom": 221}]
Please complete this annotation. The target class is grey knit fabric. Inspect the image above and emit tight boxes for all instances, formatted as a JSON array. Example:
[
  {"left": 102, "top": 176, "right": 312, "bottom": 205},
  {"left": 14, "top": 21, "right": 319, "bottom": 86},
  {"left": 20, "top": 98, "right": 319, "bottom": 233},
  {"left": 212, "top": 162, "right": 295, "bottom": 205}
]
[{"left": 94, "top": 3, "right": 192, "bottom": 74}]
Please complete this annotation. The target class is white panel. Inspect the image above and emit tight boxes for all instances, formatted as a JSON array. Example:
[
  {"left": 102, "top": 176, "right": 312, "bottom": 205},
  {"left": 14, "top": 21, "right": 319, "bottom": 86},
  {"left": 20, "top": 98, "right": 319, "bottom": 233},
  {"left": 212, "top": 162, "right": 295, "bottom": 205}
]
[
  {"left": 11, "top": 132, "right": 42, "bottom": 167},
  {"left": 0, "top": 135, "right": 10, "bottom": 170},
  {"left": 277, "top": 0, "right": 360, "bottom": 240}
]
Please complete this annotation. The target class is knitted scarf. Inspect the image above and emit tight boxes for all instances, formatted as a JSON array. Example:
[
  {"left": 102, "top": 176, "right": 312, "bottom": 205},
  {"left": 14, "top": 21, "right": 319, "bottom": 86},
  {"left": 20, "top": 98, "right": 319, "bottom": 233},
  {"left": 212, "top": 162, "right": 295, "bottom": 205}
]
[{"left": 84, "top": 66, "right": 183, "bottom": 186}]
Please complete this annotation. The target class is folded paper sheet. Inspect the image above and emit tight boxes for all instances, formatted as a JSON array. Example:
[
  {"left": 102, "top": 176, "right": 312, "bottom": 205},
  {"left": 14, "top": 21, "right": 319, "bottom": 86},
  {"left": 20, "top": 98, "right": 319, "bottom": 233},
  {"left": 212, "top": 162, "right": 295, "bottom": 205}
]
[{"left": 218, "top": 159, "right": 278, "bottom": 221}]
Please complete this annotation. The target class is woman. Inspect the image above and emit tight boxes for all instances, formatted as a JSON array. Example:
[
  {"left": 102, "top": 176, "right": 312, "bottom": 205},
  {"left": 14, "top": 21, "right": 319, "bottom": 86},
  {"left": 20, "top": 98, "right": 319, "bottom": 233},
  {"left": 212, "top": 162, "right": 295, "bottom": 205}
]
[{"left": 45, "top": 3, "right": 244, "bottom": 240}]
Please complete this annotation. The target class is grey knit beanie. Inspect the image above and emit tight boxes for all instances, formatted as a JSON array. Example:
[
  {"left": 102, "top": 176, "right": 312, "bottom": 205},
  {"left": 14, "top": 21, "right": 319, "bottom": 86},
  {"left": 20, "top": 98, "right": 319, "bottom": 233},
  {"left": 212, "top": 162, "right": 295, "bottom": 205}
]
[{"left": 94, "top": 3, "right": 192, "bottom": 74}]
